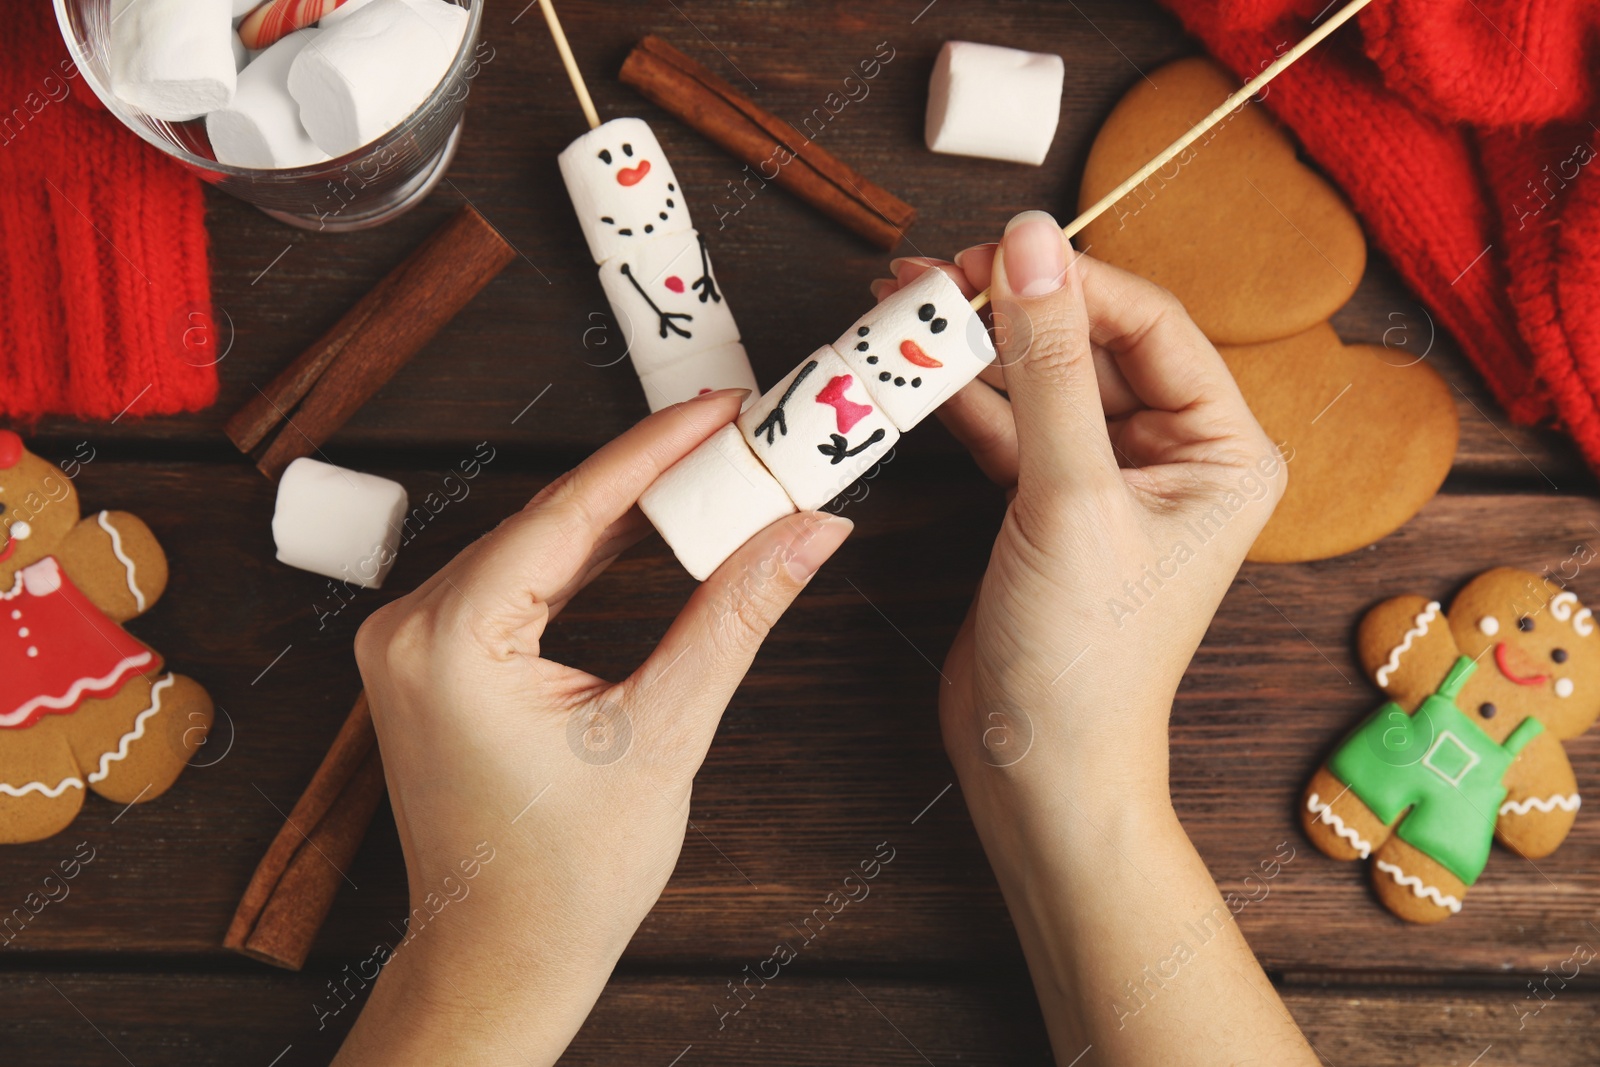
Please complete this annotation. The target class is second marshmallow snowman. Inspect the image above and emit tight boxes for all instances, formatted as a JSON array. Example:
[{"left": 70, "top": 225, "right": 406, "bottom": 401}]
[{"left": 832, "top": 268, "right": 994, "bottom": 431}]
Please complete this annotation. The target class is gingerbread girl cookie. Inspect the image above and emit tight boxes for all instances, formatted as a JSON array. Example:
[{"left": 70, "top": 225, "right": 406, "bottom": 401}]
[
  {"left": 1303, "top": 568, "right": 1600, "bottom": 922},
  {"left": 0, "top": 431, "right": 212, "bottom": 844}
]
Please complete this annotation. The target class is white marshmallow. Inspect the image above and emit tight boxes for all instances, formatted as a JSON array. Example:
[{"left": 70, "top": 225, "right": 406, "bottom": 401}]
[
  {"left": 640, "top": 424, "right": 796, "bottom": 581},
  {"left": 272, "top": 458, "right": 408, "bottom": 589},
  {"left": 597, "top": 228, "right": 740, "bottom": 374},
  {"left": 925, "top": 41, "right": 1064, "bottom": 166},
  {"left": 832, "top": 268, "right": 994, "bottom": 431},
  {"left": 558, "top": 117, "right": 692, "bottom": 266},
  {"left": 738, "top": 347, "right": 899, "bottom": 512},
  {"left": 109, "top": 0, "right": 239, "bottom": 122},
  {"left": 233, "top": 0, "right": 261, "bottom": 16},
  {"left": 316, "top": 0, "right": 381, "bottom": 25},
  {"left": 638, "top": 343, "right": 759, "bottom": 413},
  {"left": 208, "top": 30, "right": 329, "bottom": 169},
  {"left": 232, "top": 30, "right": 250, "bottom": 71},
  {"left": 286, "top": 0, "right": 466, "bottom": 158}
]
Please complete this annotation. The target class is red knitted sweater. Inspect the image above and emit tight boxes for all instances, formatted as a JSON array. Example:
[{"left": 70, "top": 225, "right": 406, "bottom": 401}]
[
  {"left": 1, "top": 5, "right": 216, "bottom": 422},
  {"left": 1158, "top": 0, "right": 1600, "bottom": 470}
]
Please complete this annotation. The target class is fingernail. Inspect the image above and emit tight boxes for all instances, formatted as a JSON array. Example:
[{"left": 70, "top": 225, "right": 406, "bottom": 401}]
[
  {"left": 695, "top": 387, "right": 751, "bottom": 404},
  {"left": 1001, "top": 211, "right": 1067, "bottom": 297},
  {"left": 889, "top": 255, "right": 943, "bottom": 278},
  {"left": 869, "top": 278, "right": 898, "bottom": 302},
  {"left": 785, "top": 513, "right": 853, "bottom": 582},
  {"left": 953, "top": 242, "right": 997, "bottom": 273}
]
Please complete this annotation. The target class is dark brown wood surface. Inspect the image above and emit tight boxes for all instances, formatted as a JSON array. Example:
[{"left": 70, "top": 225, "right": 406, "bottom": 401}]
[{"left": 5, "top": 1, "right": 1597, "bottom": 1064}]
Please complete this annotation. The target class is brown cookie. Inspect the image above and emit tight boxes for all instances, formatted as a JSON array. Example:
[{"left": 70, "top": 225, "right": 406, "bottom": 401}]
[
  {"left": 1219, "top": 323, "right": 1458, "bottom": 563},
  {"left": 1078, "top": 56, "right": 1367, "bottom": 345},
  {"left": 0, "top": 430, "right": 210, "bottom": 844},
  {"left": 1303, "top": 568, "right": 1600, "bottom": 921}
]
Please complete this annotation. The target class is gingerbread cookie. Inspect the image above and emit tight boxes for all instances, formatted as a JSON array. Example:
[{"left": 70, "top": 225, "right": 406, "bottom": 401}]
[
  {"left": 1218, "top": 323, "right": 1458, "bottom": 563},
  {"left": 0, "top": 431, "right": 212, "bottom": 844},
  {"left": 1078, "top": 56, "right": 1367, "bottom": 345},
  {"left": 1303, "top": 568, "right": 1600, "bottom": 922}
]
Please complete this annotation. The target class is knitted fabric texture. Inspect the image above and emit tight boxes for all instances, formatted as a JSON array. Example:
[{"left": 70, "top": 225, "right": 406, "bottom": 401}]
[
  {"left": 1157, "top": 0, "right": 1600, "bottom": 469},
  {"left": 0, "top": 4, "right": 216, "bottom": 422}
]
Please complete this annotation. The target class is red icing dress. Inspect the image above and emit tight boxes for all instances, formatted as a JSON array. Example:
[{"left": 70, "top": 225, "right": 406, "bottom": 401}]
[{"left": 0, "top": 557, "right": 157, "bottom": 730}]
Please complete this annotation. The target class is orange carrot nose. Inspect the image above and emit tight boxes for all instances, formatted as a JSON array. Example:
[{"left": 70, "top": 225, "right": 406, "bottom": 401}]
[
  {"left": 899, "top": 340, "right": 943, "bottom": 368},
  {"left": 616, "top": 160, "right": 652, "bottom": 186}
]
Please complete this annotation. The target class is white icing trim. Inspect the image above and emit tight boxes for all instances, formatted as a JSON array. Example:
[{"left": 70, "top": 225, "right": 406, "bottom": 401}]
[
  {"left": 0, "top": 651, "right": 154, "bottom": 727},
  {"left": 1576, "top": 608, "right": 1594, "bottom": 637},
  {"left": 1307, "top": 792, "right": 1372, "bottom": 857},
  {"left": 87, "top": 674, "right": 172, "bottom": 784},
  {"left": 1550, "top": 591, "right": 1577, "bottom": 620},
  {"left": 0, "top": 571, "right": 23, "bottom": 600},
  {"left": 0, "top": 775, "right": 84, "bottom": 799},
  {"left": 1375, "top": 859, "right": 1463, "bottom": 913},
  {"left": 1375, "top": 601, "right": 1441, "bottom": 687},
  {"left": 1500, "top": 793, "right": 1582, "bottom": 816},
  {"left": 97, "top": 512, "right": 145, "bottom": 612}
]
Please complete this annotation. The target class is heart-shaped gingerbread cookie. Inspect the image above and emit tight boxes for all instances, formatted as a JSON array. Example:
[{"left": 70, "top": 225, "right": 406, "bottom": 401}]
[
  {"left": 1218, "top": 323, "right": 1458, "bottom": 563},
  {"left": 1078, "top": 57, "right": 1367, "bottom": 345}
]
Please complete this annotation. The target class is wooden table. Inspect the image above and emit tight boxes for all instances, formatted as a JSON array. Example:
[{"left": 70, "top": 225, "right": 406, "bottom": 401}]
[{"left": 9, "top": 2, "right": 1599, "bottom": 1063}]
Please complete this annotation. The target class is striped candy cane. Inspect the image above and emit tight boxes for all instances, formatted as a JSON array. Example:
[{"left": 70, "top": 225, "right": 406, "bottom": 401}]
[{"left": 237, "top": 0, "right": 350, "bottom": 50}]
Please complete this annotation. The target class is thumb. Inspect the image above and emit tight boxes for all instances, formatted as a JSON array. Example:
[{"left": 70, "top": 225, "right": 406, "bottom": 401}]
[
  {"left": 991, "top": 211, "right": 1121, "bottom": 492},
  {"left": 623, "top": 511, "right": 852, "bottom": 750}
]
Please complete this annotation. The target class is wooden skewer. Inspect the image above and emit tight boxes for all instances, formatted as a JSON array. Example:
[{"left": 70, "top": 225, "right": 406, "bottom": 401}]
[
  {"left": 538, "top": 0, "right": 601, "bottom": 130},
  {"left": 968, "top": 0, "right": 1376, "bottom": 311}
]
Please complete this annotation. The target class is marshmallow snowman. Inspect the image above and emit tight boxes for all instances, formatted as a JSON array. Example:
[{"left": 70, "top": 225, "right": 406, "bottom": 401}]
[
  {"left": 832, "top": 268, "right": 994, "bottom": 431},
  {"left": 559, "top": 117, "right": 693, "bottom": 267},
  {"left": 737, "top": 347, "right": 900, "bottom": 512},
  {"left": 598, "top": 228, "right": 740, "bottom": 373},
  {"left": 558, "top": 115, "right": 757, "bottom": 409}
]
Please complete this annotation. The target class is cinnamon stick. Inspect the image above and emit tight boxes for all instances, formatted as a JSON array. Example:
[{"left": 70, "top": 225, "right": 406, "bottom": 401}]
[
  {"left": 226, "top": 204, "right": 517, "bottom": 480},
  {"left": 619, "top": 35, "right": 916, "bottom": 250},
  {"left": 226, "top": 692, "right": 388, "bottom": 971}
]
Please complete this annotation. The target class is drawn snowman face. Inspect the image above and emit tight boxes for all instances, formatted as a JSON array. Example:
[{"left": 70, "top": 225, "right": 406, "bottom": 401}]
[
  {"left": 833, "top": 268, "right": 994, "bottom": 432},
  {"left": 557, "top": 117, "right": 692, "bottom": 265}
]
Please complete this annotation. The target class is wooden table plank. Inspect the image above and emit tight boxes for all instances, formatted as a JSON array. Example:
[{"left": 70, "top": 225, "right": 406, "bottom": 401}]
[
  {"left": 4, "top": 458, "right": 1599, "bottom": 977},
  {"left": 3, "top": 970, "right": 1593, "bottom": 1066},
  {"left": 23, "top": 1, "right": 1584, "bottom": 485}
]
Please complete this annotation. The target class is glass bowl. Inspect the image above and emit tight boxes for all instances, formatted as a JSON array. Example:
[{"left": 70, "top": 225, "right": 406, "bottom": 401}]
[{"left": 53, "top": 0, "right": 486, "bottom": 231}]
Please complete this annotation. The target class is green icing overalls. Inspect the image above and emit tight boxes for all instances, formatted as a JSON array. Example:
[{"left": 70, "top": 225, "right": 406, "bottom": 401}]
[{"left": 1328, "top": 656, "right": 1544, "bottom": 885}]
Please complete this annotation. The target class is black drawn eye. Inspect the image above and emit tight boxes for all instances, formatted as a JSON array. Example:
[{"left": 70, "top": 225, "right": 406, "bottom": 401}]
[
  {"left": 618, "top": 228, "right": 633, "bottom": 236},
  {"left": 1553, "top": 648, "right": 1569, "bottom": 663},
  {"left": 600, "top": 215, "right": 614, "bottom": 225},
  {"left": 668, "top": 182, "right": 676, "bottom": 191},
  {"left": 1519, "top": 616, "right": 1535, "bottom": 632},
  {"left": 622, "top": 143, "right": 634, "bottom": 157},
  {"left": 598, "top": 149, "right": 612, "bottom": 164},
  {"left": 930, "top": 317, "right": 948, "bottom": 333},
  {"left": 917, "top": 303, "right": 935, "bottom": 321}
]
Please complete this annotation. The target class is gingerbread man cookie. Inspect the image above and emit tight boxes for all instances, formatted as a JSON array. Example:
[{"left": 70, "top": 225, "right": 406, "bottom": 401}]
[
  {"left": 1303, "top": 568, "right": 1599, "bottom": 922},
  {"left": 0, "top": 431, "right": 213, "bottom": 844}
]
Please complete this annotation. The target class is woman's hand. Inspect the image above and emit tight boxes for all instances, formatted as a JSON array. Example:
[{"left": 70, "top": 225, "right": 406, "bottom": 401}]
[
  {"left": 876, "top": 214, "right": 1312, "bottom": 1067},
  {"left": 335, "top": 389, "right": 851, "bottom": 1067}
]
